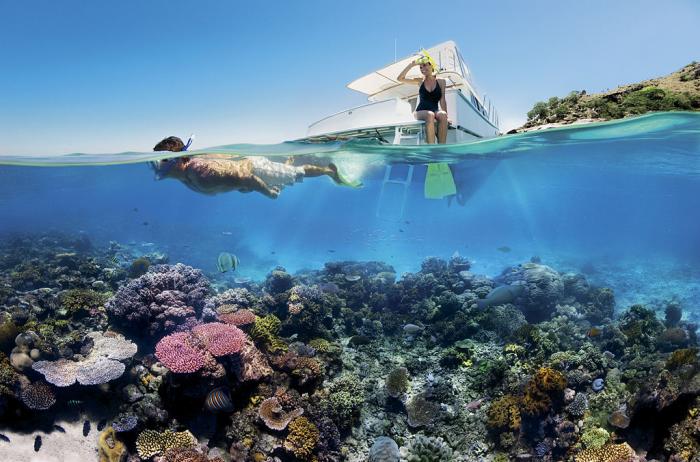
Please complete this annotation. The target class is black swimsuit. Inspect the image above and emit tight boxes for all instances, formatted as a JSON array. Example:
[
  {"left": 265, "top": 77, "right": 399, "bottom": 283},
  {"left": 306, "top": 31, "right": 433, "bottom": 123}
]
[{"left": 416, "top": 79, "right": 442, "bottom": 112}]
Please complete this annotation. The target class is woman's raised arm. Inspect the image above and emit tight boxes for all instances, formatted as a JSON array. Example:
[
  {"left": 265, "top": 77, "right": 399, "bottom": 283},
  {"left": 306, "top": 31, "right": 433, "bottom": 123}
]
[{"left": 397, "top": 60, "right": 423, "bottom": 84}]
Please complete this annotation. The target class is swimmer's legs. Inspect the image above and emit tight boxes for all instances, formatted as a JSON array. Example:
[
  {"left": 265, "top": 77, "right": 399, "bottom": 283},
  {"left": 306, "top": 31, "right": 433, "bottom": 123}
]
[{"left": 436, "top": 111, "right": 448, "bottom": 144}]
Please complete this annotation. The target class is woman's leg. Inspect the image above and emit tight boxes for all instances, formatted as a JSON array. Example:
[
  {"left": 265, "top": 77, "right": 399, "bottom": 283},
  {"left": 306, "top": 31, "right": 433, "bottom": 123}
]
[
  {"left": 414, "top": 110, "right": 436, "bottom": 144},
  {"left": 435, "top": 111, "right": 448, "bottom": 144}
]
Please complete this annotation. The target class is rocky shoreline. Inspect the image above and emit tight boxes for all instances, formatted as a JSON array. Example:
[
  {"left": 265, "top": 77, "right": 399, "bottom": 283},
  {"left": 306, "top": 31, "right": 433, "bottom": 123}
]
[{"left": 509, "top": 62, "right": 700, "bottom": 134}]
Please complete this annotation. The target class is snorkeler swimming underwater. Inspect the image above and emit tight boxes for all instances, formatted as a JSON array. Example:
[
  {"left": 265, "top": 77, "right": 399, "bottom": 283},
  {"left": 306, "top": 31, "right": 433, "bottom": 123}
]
[{"left": 151, "top": 136, "right": 359, "bottom": 198}]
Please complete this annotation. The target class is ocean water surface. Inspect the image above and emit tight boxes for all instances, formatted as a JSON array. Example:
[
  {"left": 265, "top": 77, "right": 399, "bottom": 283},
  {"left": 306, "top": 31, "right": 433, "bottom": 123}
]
[{"left": 0, "top": 111, "right": 699, "bottom": 461}]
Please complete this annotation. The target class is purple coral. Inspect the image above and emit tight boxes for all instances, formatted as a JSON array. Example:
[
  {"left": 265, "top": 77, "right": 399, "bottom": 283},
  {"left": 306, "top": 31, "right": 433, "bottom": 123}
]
[
  {"left": 154, "top": 332, "right": 205, "bottom": 373},
  {"left": 106, "top": 263, "right": 211, "bottom": 334}
]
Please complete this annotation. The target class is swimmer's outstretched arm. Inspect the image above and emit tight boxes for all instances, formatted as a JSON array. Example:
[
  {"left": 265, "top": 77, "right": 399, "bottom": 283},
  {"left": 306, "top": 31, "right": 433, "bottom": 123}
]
[{"left": 249, "top": 175, "right": 281, "bottom": 199}]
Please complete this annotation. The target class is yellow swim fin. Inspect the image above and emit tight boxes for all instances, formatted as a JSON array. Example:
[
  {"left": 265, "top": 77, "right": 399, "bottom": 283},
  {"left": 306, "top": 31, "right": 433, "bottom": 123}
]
[{"left": 424, "top": 163, "right": 456, "bottom": 199}]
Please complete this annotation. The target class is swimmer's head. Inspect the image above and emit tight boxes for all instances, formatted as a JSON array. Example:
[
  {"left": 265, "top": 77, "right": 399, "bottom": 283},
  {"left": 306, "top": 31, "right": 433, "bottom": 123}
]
[
  {"left": 152, "top": 136, "right": 188, "bottom": 180},
  {"left": 154, "top": 136, "right": 185, "bottom": 152}
]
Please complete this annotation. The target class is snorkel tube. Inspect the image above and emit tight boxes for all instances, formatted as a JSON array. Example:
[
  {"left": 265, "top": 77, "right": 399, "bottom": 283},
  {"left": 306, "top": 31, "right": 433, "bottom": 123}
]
[{"left": 182, "top": 133, "right": 195, "bottom": 151}]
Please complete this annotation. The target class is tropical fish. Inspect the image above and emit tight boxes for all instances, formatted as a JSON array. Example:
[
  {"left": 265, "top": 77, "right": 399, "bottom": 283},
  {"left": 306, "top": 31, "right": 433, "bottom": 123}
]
[
  {"left": 344, "top": 275, "right": 361, "bottom": 282},
  {"left": 142, "top": 221, "right": 149, "bottom": 226},
  {"left": 216, "top": 252, "right": 239, "bottom": 273},
  {"left": 83, "top": 420, "right": 91, "bottom": 437},
  {"left": 465, "top": 397, "right": 488, "bottom": 411},
  {"left": 97, "top": 419, "right": 107, "bottom": 431},
  {"left": 476, "top": 284, "right": 525, "bottom": 310},
  {"left": 587, "top": 327, "right": 602, "bottom": 338},
  {"left": 328, "top": 249, "right": 336, "bottom": 253},
  {"left": 204, "top": 387, "right": 234, "bottom": 412},
  {"left": 348, "top": 335, "right": 371, "bottom": 347},
  {"left": 497, "top": 246, "right": 511, "bottom": 253},
  {"left": 34, "top": 435, "right": 42, "bottom": 452},
  {"left": 403, "top": 324, "right": 424, "bottom": 335},
  {"left": 108, "top": 255, "right": 120, "bottom": 265},
  {"left": 0, "top": 433, "right": 9, "bottom": 442},
  {"left": 318, "top": 282, "right": 340, "bottom": 294},
  {"left": 67, "top": 399, "right": 84, "bottom": 408},
  {"left": 52, "top": 425, "right": 66, "bottom": 433},
  {"left": 234, "top": 277, "right": 251, "bottom": 284},
  {"left": 221, "top": 231, "right": 233, "bottom": 235},
  {"left": 132, "top": 208, "right": 138, "bottom": 212}
]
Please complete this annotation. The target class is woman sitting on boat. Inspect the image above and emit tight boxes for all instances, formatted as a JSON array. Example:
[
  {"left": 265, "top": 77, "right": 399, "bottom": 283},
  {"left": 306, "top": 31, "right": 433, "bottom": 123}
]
[{"left": 397, "top": 56, "right": 449, "bottom": 144}]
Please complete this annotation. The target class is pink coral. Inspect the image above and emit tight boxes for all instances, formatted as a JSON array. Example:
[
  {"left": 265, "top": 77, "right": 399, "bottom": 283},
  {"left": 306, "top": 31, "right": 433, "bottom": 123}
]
[
  {"left": 155, "top": 332, "right": 205, "bottom": 373},
  {"left": 218, "top": 309, "right": 257, "bottom": 326},
  {"left": 192, "top": 322, "right": 246, "bottom": 357}
]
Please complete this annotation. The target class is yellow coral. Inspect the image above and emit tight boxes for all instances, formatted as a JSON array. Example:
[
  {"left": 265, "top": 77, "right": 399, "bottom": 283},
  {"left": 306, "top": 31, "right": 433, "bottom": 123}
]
[
  {"left": 284, "top": 417, "right": 320, "bottom": 460},
  {"left": 487, "top": 395, "right": 521, "bottom": 432},
  {"left": 533, "top": 367, "right": 567, "bottom": 392},
  {"left": 251, "top": 315, "right": 287, "bottom": 352},
  {"left": 308, "top": 338, "right": 333, "bottom": 353},
  {"left": 136, "top": 429, "right": 197, "bottom": 459},
  {"left": 575, "top": 443, "right": 634, "bottom": 462},
  {"left": 98, "top": 427, "right": 127, "bottom": 462}
]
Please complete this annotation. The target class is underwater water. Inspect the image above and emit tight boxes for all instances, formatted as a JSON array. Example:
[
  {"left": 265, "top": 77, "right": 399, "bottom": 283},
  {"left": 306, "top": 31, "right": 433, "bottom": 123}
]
[{"left": 0, "top": 111, "right": 699, "bottom": 461}]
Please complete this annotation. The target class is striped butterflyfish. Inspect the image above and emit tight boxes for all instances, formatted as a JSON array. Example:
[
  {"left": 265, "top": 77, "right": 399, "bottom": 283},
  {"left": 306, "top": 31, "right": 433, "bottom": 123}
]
[{"left": 204, "top": 387, "right": 234, "bottom": 412}]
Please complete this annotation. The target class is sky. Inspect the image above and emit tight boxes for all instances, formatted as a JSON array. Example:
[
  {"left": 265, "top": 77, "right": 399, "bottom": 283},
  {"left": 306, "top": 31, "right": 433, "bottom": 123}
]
[{"left": 0, "top": 0, "right": 698, "bottom": 156}]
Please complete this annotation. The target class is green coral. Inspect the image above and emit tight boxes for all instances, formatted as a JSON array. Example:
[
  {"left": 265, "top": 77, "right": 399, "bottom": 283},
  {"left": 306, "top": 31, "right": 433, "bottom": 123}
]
[
  {"left": 0, "top": 314, "right": 19, "bottom": 353},
  {"left": 128, "top": 257, "right": 150, "bottom": 278},
  {"left": 0, "top": 353, "right": 20, "bottom": 398},
  {"left": 251, "top": 314, "right": 287, "bottom": 352},
  {"left": 324, "top": 375, "right": 364, "bottom": 429},
  {"left": 60, "top": 289, "right": 108, "bottom": 315},
  {"left": 400, "top": 435, "right": 454, "bottom": 462},
  {"left": 580, "top": 427, "right": 610, "bottom": 450},
  {"left": 385, "top": 367, "right": 410, "bottom": 398},
  {"left": 308, "top": 338, "right": 337, "bottom": 354},
  {"left": 666, "top": 348, "right": 699, "bottom": 370},
  {"left": 587, "top": 370, "right": 630, "bottom": 428}
]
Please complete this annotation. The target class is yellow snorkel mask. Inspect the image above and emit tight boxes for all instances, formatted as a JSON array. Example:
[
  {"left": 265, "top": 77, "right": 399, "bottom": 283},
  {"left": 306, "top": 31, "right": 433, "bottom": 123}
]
[{"left": 415, "top": 49, "right": 439, "bottom": 74}]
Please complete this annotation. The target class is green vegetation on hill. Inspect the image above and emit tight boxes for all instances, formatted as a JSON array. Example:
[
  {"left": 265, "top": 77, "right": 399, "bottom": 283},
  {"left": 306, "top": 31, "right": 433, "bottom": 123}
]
[{"left": 521, "top": 62, "right": 700, "bottom": 130}]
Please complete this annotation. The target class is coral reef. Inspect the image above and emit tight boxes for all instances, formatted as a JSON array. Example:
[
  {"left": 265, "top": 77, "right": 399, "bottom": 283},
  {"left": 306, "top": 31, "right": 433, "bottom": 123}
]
[{"left": 1, "top": 236, "right": 698, "bottom": 462}]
